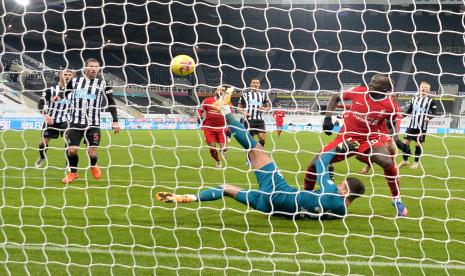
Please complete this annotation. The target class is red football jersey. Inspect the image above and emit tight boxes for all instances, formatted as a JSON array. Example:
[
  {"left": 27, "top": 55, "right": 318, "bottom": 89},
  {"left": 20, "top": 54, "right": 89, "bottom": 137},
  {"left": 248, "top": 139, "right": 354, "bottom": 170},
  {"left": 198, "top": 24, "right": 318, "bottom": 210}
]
[
  {"left": 198, "top": 97, "right": 226, "bottom": 128},
  {"left": 273, "top": 109, "right": 285, "bottom": 124},
  {"left": 339, "top": 98, "right": 401, "bottom": 135},
  {"left": 339, "top": 86, "right": 400, "bottom": 139}
]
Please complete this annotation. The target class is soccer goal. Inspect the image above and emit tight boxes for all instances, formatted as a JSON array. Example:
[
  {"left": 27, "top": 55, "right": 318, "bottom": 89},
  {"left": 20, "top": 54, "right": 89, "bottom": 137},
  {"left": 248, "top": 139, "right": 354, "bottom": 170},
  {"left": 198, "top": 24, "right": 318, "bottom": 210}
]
[{"left": 0, "top": 0, "right": 464, "bottom": 274}]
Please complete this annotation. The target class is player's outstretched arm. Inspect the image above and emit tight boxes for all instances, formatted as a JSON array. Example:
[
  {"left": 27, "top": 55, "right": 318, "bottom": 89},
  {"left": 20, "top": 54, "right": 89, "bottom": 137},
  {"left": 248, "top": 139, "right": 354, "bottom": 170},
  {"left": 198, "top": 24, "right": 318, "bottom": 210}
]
[
  {"left": 322, "top": 94, "right": 342, "bottom": 135},
  {"left": 156, "top": 184, "right": 245, "bottom": 204}
]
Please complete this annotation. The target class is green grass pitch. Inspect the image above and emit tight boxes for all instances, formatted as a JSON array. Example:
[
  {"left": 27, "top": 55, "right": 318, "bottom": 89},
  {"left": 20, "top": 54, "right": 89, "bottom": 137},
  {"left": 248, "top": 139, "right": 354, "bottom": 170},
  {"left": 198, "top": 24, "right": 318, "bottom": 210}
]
[{"left": 0, "top": 129, "right": 464, "bottom": 275}]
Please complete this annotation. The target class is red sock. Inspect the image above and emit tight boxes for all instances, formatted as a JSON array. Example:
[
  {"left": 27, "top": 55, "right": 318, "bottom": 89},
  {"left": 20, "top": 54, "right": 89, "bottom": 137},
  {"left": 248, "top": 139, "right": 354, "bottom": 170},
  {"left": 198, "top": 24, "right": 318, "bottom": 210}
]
[
  {"left": 384, "top": 164, "right": 400, "bottom": 198},
  {"left": 209, "top": 148, "right": 220, "bottom": 162},
  {"left": 304, "top": 164, "right": 317, "bottom": 190}
]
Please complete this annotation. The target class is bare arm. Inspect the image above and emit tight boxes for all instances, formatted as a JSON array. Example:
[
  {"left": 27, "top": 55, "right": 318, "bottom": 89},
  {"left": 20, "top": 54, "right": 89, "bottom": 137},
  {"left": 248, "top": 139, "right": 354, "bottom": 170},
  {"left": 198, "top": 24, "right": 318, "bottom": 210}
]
[{"left": 325, "top": 94, "right": 342, "bottom": 117}]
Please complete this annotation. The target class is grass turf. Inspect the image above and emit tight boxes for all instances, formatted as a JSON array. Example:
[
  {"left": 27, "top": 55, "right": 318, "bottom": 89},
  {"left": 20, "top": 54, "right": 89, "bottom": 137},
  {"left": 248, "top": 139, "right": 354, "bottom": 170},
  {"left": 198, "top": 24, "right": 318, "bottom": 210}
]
[{"left": 0, "top": 129, "right": 464, "bottom": 275}]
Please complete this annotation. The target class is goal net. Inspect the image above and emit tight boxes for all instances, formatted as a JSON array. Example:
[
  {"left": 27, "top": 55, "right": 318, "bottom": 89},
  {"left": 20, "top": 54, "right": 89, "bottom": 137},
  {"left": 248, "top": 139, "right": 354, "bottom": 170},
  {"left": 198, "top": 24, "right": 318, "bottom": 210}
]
[{"left": 1, "top": 0, "right": 464, "bottom": 274}]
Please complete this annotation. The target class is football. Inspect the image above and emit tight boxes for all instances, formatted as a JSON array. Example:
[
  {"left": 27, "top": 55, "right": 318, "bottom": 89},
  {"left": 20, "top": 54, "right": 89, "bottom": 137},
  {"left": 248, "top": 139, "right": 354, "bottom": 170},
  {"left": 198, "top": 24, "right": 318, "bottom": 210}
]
[{"left": 170, "top": 55, "right": 196, "bottom": 76}]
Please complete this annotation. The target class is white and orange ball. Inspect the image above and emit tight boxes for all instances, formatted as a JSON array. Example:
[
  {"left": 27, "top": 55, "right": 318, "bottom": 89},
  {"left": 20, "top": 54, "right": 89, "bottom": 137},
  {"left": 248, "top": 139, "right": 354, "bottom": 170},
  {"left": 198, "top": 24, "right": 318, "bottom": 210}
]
[{"left": 170, "top": 55, "right": 196, "bottom": 76}]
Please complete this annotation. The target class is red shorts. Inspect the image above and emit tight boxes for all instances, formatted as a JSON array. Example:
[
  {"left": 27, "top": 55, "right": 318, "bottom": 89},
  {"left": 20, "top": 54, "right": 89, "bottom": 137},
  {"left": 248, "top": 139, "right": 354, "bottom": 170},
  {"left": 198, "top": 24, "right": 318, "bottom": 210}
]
[
  {"left": 276, "top": 122, "right": 284, "bottom": 128},
  {"left": 321, "top": 135, "right": 385, "bottom": 164},
  {"left": 203, "top": 128, "right": 227, "bottom": 144}
]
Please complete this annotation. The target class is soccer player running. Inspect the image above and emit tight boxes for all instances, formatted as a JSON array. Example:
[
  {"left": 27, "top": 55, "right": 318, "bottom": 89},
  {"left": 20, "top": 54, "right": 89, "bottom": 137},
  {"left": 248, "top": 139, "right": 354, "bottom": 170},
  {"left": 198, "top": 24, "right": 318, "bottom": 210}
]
[
  {"left": 238, "top": 79, "right": 271, "bottom": 148},
  {"left": 398, "top": 81, "right": 437, "bottom": 169},
  {"left": 272, "top": 105, "right": 286, "bottom": 138},
  {"left": 198, "top": 85, "right": 230, "bottom": 168},
  {"left": 57, "top": 58, "right": 121, "bottom": 183},
  {"left": 304, "top": 74, "right": 409, "bottom": 217},
  {"left": 157, "top": 88, "right": 365, "bottom": 219},
  {"left": 35, "top": 69, "right": 74, "bottom": 168}
]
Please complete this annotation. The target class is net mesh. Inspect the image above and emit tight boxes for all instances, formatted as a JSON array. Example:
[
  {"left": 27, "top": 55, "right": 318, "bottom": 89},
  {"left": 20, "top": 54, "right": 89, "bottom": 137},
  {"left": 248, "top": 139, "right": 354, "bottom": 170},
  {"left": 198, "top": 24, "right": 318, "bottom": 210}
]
[{"left": 0, "top": 0, "right": 464, "bottom": 274}]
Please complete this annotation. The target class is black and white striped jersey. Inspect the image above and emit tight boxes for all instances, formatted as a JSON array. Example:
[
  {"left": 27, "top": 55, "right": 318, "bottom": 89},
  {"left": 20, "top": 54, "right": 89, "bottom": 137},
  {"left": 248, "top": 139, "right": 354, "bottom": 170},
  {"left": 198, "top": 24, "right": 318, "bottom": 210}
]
[
  {"left": 238, "top": 89, "right": 270, "bottom": 121},
  {"left": 38, "top": 84, "right": 72, "bottom": 124},
  {"left": 66, "top": 76, "right": 115, "bottom": 126},
  {"left": 403, "top": 95, "right": 437, "bottom": 131}
]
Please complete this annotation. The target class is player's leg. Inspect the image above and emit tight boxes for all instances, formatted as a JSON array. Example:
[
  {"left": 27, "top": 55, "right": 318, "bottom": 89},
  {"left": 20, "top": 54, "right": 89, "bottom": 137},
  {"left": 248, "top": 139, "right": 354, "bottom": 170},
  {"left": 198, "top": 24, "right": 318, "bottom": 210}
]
[
  {"left": 304, "top": 137, "right": 346, "bottom": 190},
  {"left": 208, "top": 142, "right": 221, "bottom": 166},
  {"left": 225, "top": 127, "right": 232, "bottom": 143},
  {"left": 276, "top": 125, "right": 283, "bottom": 137},
  {"left": 256, "top": 121, "right": 266, "bottom": 147},
  {"left": 410, "top": 137, "right": 424, "bottom": 169},
  {"left": 355, "top": 154, "right": 372, "bottom": 174},
  {"left": 226, "top": 115, "right": 272, "bottom": 169},
  {"left": 370, "top": 145, "right": 408, "bottom": 217},
  {"left": 85, "top": 127, "right": 102, "bottom": 179},
  {"left": 36, "top": 136, "right": 51, "bottom": 168},
  {"left": 399, "top": 131, "right": 413, "bottom": 168},
  {"left": 216, "top": 128, "right": 227, "bottom": 165},
  {"left": 63, "top": 126, "right": 83, "bottom": 183},
  {"left": 203, "top": 129, "right": 221, "bottom": 166},
  {"left": 37, "top": 122, "right": 61, "bottom": 167}
]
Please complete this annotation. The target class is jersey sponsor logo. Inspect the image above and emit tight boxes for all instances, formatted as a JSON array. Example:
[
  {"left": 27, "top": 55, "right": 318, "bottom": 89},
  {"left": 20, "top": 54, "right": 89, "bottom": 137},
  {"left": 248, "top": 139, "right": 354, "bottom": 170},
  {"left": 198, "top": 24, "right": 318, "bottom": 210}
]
[
  {"left": 413, "top": 106, "right": 427, "bottom": 113},
  {"left": 355, "top": 101, "right": 363, "bottom": 106},
  {"left": 250, "top": 99, "right": 263, "bottom": 106},
  {"left": 55, "top": 98, "right": 70, "bottom": 105},
  {"left": 75, "top": 89, "right": 97, "bottom": 100}
]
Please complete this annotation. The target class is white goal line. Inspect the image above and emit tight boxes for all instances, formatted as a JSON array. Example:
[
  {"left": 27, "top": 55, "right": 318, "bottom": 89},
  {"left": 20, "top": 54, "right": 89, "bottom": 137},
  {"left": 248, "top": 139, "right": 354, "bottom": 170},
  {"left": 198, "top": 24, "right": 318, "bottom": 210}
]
[{"left": 1, "top": 243, "right": 464, "bottom": 271}]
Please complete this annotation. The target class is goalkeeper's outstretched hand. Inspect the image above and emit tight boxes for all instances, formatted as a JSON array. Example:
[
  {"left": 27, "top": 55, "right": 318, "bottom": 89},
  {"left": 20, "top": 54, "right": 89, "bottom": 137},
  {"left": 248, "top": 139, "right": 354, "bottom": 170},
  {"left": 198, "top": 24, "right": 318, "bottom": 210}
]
[
  {"left": 335, "top": 138, "right": 360, "bottom": 153},
  {"left": 322, "top": 116, "right": 334, "bottom": 136}
]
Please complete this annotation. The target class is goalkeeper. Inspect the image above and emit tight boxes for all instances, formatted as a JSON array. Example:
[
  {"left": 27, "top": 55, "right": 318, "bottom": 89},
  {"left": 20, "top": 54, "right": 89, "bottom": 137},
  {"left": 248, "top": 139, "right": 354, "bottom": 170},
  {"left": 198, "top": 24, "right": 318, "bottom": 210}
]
[{"left": 157, "top": 88, "right": 365, "bottom": 219}]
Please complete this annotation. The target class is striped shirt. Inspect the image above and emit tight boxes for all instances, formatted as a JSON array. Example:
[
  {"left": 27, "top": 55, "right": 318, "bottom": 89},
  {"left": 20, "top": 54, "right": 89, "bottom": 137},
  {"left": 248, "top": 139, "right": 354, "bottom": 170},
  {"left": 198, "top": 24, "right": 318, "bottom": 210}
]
[
  {"left": 403, "top": 95, "right": 437, "bottom": 131},
  {"left": 65, "top": 76, "right": 114, "bottom": 126},
  {"left": 38, "top": 84, "right": 72, "bottom": 124},
  {"left": 238, "top": 89, "right": 270, "bottom": 121}
]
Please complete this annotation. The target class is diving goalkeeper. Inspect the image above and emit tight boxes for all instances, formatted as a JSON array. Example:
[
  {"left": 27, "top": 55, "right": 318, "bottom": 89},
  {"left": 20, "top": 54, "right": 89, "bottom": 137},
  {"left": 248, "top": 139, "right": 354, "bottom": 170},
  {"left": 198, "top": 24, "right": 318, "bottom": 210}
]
[{"left": 156, "top": 88, "right": 365, "bottom": 219}]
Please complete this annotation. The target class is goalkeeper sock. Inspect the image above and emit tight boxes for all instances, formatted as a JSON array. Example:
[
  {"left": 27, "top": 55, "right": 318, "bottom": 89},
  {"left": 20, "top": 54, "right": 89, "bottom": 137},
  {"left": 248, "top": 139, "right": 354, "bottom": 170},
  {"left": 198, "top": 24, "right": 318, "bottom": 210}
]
[
  {"left": 198, "top": 186, "right": 224, "bottom": 201},
  {"left": 90, "top": 155, "right": 98, "bottom": 166},
  {"left": 225, "top": 114, "right": 257, "bottom": 150},
  {"left": 402, "top": 145, "right": 411, "bottom": 162},
  {"left": 38, "top": 143, "right": 47, "bottom": 159},
  {"left": 414, "top": 145, "right": 422, "bottom": 163},
  {"left": 67, "top": 152, "right": 79, "bottom": 173},
  {"left": 384, "top": 164, "right": 400, "bottom": 198}
]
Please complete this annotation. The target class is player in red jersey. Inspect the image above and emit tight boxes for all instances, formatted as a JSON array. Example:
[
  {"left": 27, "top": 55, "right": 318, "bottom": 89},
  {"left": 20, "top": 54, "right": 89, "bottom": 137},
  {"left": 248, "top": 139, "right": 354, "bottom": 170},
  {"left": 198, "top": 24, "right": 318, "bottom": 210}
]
[
  {"left": 337, "top": 99, "right": 402, "bottom": 175},
  {"left": 304, "top": 74, "right": 408, "bottom": 217},
  {"left": 272, "top": 105, "right": 286, "bottom": 137},
  {"left": 198, "top": 86, "right": 230, "bottom": 167}
]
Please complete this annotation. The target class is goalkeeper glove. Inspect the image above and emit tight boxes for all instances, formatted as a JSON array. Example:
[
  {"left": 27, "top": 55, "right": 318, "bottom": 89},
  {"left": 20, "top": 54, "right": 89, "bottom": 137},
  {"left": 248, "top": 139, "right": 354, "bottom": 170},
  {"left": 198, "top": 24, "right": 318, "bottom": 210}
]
[
  {"left": 322, "top": 116, "right": 334, "bottom": 136},
  {"left": 335, "top": 138, "right": 360, "bottom": 154}
]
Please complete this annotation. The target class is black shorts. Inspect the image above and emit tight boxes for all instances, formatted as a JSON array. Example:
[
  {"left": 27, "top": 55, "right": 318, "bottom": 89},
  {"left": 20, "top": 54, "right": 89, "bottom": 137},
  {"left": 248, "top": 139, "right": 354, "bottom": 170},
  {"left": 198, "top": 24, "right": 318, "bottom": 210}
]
[
  {"left": 42, "top": 122, "right": 68, "bottom": 139},
  {"left": 243, "top": 119, "right": 266, "bottom": 136},
  {"left": 405, "top": 128, "right": 426, "bottom": 143},
  {"left": 66, "top": 124, "right": 101, "bottom": 147}
]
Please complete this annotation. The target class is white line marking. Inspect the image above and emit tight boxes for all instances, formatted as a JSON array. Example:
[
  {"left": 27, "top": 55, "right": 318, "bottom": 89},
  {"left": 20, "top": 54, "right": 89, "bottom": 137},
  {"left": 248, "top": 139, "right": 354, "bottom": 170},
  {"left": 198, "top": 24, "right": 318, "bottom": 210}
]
[{"left": 1, "top": 243, "right": 464, "bottom": 270}]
